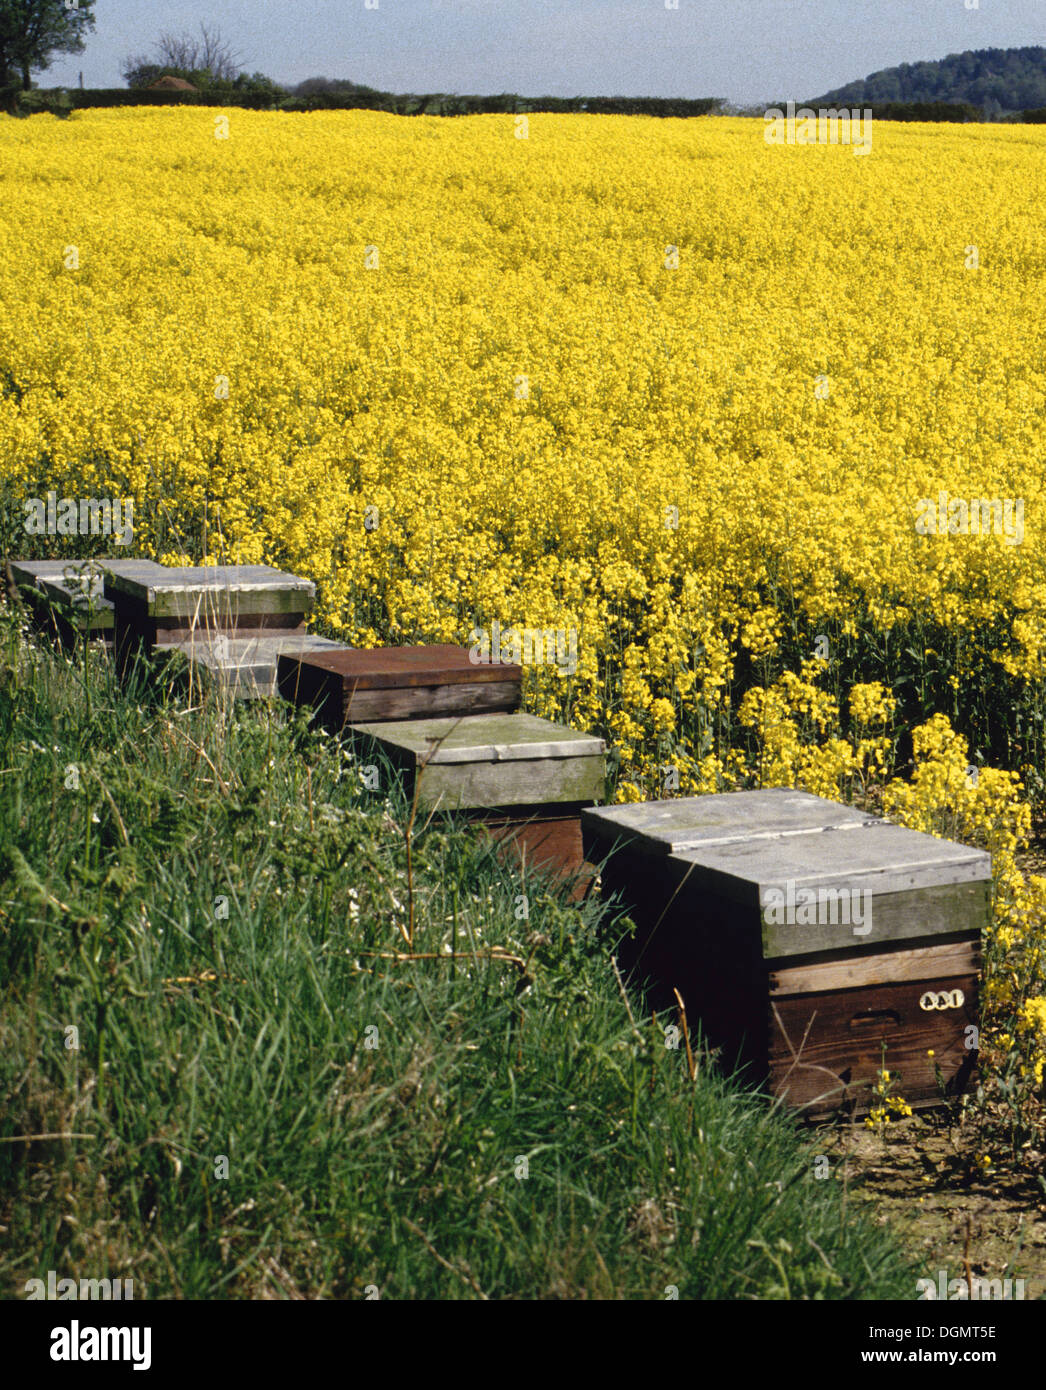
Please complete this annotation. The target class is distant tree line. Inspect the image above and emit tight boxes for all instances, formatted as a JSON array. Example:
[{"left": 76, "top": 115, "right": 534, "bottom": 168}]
[
  {"left": 8, "top": 16, "right": 1046, "bottom": 127},
  {"left": 863, "top": 101, "right": 982, "bottom": 122},
  {"left": 17, "top": 83, "right": 1046, "bottom": 124},
  {"left": 13, "top": 26, "right": 1046, "bottom": 125},
  {"left": 809, "top": 45, "right": 1046, "bottom": 117},
  {"left": 12, "top": 82, "right": 727, "bottom": 119},
  {"left": 276, "top": 90, "right": 726, "bottom": 118},
  {"left": 755, "top": 99, "right": 983, "bottom": 122}
]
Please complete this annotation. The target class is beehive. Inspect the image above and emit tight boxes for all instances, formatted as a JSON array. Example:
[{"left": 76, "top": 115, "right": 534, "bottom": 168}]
[
  {"left": 277, "top": 645, "right": 522, "bottom": 729},
  {"left": 10, "top": 558, "right": 166, "bottom": 647},
  {"left": 157, "top": 632, "right": 349, "bottom": 699},
  {"left": 581, "top": 790, "right": 991, "bottom": 1116},
  {"left": 105, "top": 565, "right": 315, "bottom": 673},
  {"left": 349, "top": 712, "right": 606, "bottom": 882}
]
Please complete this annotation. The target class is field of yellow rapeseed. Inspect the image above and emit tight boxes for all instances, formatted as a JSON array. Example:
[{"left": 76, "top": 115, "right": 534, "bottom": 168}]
[{"left": 3, "top": 108, "right": 1046, "bottom": 1133}]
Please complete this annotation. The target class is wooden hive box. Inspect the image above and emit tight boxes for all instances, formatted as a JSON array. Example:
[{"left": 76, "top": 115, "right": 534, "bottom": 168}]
[
  {"left": 106, "top": 565, "right": 315, "bottom": 673},
  {"left": 581, "top": 790, "right": 991, "bottom": 1117},
  {"left": 349, "top": 712, "right": 605, "bottom": 884},
  {"left": 277, "top": 644, "right": 522, "bottom": 729},
  {"left": 157, "top": 633, "right": 349, "bottom": 700},
  {"left": 9, "top": 559, "right": 167, "bottom": 648}
]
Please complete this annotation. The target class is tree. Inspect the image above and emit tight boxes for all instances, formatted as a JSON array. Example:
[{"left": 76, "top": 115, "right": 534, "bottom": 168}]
[
  {"left": 230, "top": 71, "right": 285, "bottom": 99},
  {"left": 809, "top": 45, "right": 1046, "bottom": 115},
  {"left": 122, "top": 22, "right": 242, "bottom": 88},
  {"left": 0, "top": 0, "right": 96, "bottom": 91},
  {"left": 157, "top": 23, "right": 241, "bottom": 81},
  {"left": 295, "top": 76, "right": 374, "bottom": 96},
  {"left": 121, "top": 62, "right": 203, "bottom": 91}
]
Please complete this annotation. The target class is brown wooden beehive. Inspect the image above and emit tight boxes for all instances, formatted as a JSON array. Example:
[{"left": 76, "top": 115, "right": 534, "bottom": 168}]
[
  {"left": 582, "top": 790, "right": 990, "bottom": 1117},
  {"left": 277, "top": 645, "right": 522, "bottom": 729}
]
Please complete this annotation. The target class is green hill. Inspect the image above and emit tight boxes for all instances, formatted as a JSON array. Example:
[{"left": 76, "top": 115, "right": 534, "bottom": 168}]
[{"left": 809, "top": 45, "right": 1046, "bottom": 115}]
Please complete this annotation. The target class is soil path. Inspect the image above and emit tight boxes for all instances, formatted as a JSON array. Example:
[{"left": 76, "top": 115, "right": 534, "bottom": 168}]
[{"left": 817, "top": 1115, "right": 1046, "bottom": 1300}]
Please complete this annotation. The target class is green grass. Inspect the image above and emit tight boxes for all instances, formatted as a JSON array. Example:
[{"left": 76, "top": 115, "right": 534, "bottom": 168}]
[{"left": 0, "top": 594, "right": 916, "bottom": 1299}]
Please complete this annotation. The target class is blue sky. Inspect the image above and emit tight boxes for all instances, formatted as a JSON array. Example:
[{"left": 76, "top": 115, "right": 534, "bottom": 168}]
[{"left": 42, "top": 0, "right": 1046, "bottom": 103}]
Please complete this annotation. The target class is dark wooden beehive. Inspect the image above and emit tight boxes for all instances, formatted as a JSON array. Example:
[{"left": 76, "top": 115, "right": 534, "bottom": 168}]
[
  {"left": 582, "top": 790, "right": 991, "bottom": 1117},
  {"left": 10, "top": 558, "right": 167, "bottom": 648},
  {"left": 349, "top": 712, "right": 605, "bottom": 885},
  {"left": 277, "top": 645, "right": 522, "bottom": 729}
]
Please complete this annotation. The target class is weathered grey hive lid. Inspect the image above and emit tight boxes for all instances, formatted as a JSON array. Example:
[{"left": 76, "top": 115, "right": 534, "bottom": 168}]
[
  {"left": 11, "top": 558, "right": 168, "bottom": 623},
  {"left": 104, "top": 565, "right": 316, "bottom": 619},
  {"left": 10, "top": 559, "right": 79, "bottom": 586},
  {"left": 157, "top": 631, "right": 346, "bottom": 670},
  {"left": 349, "top": 712, "right": 606, "bottom": 765},
  {"left": 11, "top": 557, "right": 165, "bottom": 600},
  {"left": 583, "top": 791, "right": 992, "bottom": 956},
  {"left": 105, "top": 564, "right": 315, "bottom": 602},
  {"left": 670, "top": 821, "right": 992, "bottom": 956},
  {"left": 157, "top": 633, "right": 349, "bottom": 698},
  {"left": 156, "top": 633, "right": 343, "bottom": 664},
  {"left": 669, "top": 822, "right": 991, "bottom": 905},
  {"left": 582, "top": 789, "right": 880, "bottom": 857}
]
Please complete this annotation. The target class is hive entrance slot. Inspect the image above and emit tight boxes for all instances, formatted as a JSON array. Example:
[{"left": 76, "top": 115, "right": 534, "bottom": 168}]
[{"left": 849, "top": 1008, "right": 900, "bottom": 1029}]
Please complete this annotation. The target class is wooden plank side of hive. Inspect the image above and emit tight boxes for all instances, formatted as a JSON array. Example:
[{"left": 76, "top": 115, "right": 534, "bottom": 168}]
[
  {"left": 760, "top": 878, "right": 991, "bottom": 959},
  {"left": 338, "top": 679, "right": 523, "bottom": 724},
  {"left": 415, "top": 751, "right": 605, "bottom": 812},
  {"left": 768, "top": 973, "right": 979, "bottom": 1114}
]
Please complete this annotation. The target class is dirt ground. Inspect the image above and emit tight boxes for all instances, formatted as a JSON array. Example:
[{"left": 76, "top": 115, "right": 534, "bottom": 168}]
[{"left": 813, "top": 1110, "right": 1046, "bottom": 1299}]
